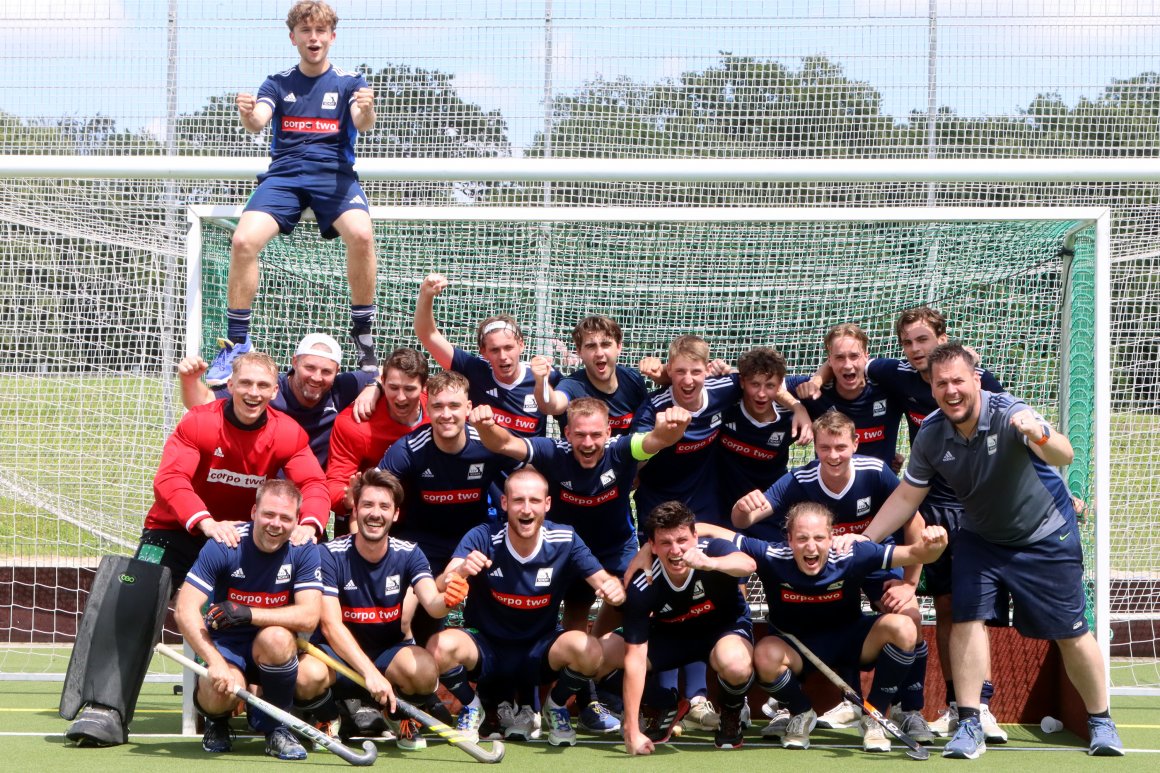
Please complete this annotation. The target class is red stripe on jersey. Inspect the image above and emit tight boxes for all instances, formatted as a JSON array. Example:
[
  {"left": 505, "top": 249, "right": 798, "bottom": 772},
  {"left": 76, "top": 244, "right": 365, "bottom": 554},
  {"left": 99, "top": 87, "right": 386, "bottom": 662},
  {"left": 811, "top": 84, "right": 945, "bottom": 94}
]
[
  {"left": 228, "top": 588, "right": 290, "bottom": 607},
  {"left": 281, "top": 117, "right": 339, "bottom": 134},
  {"left": 490, "top": 407, "right": 541, "bottom": 434},
  {"left": 658, "top": 600, "right": 717, "bottom": 623},
  {"left": 720, "top": 435, "right": 780, "bottom": 461},
  {"left": 420, "top": 488, "right": 482, "bottom": 504},
  {"left": 608, "top": 413, "right": 634, "bottom": 430},
  {"left": 490, "top": 590, "right": 553, "bottom": 609},
  {"left": 675, "top": 430, "right": 719, "bottom": 454},
  {"left": 855, "top": 426, "right": 885, "bottom": 443},
  {"left": 832, "top": 518, "right": 872, "bottom": 536},
  {"left": 907, "top": 410, "right": 926, "bottom": 427},
  {"left": 341, "top": 605, "right": 402, "bottom": 624},
  {"left": 780, "top": 589, "right": 842, "bottom": 604},
  {"left": 558, "top": 487, "right": 619, "bottom": 507}
]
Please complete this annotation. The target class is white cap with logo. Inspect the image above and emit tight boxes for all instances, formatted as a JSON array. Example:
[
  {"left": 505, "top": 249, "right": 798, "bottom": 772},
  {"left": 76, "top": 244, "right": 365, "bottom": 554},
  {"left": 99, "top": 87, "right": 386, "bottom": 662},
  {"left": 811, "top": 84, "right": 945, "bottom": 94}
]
[{"left": 294, "top": 333, "right": 343, "bottom": 366}]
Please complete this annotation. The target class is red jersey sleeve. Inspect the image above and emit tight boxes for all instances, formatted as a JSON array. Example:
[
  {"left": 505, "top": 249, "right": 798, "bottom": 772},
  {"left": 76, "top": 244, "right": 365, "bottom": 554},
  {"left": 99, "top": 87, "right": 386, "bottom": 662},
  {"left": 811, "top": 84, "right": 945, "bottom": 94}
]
[
  {"left": 280, "top": 425, "right": 330, "bottom": 536},
  {"left": 152, "top": 411, "right": 213, "bottom": 533},
  {"left": 325, "top": 407, "right": 366, "bottom": 516}
]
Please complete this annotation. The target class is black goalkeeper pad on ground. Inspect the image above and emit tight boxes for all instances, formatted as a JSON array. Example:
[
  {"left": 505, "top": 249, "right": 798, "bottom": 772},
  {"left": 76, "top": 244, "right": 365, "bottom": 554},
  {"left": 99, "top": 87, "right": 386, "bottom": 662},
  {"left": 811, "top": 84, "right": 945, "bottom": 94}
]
[{"left": 59, "top": 556, "right": 171, "bottom": 745}]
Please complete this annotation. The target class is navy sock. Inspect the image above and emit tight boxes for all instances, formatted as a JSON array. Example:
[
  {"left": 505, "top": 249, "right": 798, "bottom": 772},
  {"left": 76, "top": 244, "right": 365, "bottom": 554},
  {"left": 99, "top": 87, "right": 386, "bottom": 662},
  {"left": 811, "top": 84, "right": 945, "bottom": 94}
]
[
  {"left": 226, "top": 308, "right": 251, "bottom": 344},
  {"left": 550, "top": 666, "right": 590, "bottom": 707},
  {"left": 717, "top": 673, "right": 753, "bottom": 711},
  {"left": 867, "top": 643, "right": 915, "bottom": 711},
  {"left": 901, "top": 641, "right": 928, "bottom": 712},
  {"left": 351, "top": 304, "right": 376, "bottom": 334},
  {"left": 296, "top": 688, "right": 339, "bottom": 722},
  {"left": 683, "top": 661, "right": 708, "bottom": 700},
  {"left": 945, "top": 679, "right": 956, "bottom": 705},
  {"left": 981, "top": 679, "right": 994, "bottom": 707},
  {"left": 252, "top": 657, "right": 298, "bottom": 734},
  {"left": 440, "top": 665, "right": 476, "bottom": 706},
  {"left": 656, "top": 668, "right": 678, "bottom": 694},
  {"left": 1089, "top": 709, "right": 1111, "bottom": 719},
  {"left": 762, "top": 668, "right": 812, "bottom": 715}
]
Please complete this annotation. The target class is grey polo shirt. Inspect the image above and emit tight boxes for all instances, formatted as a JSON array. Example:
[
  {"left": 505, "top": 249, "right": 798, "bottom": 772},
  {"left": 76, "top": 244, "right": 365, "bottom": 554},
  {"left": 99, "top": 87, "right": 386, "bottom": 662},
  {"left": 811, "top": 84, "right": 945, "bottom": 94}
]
[{"left": 904, "top": 391, "right": 1070, "bottom": 547}]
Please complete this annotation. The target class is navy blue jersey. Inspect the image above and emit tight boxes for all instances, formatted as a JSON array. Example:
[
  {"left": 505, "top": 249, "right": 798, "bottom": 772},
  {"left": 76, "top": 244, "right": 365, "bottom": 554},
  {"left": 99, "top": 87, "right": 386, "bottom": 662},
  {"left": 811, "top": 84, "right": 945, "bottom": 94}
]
[
  {"left": 737, "top": 535, "right": 894, "bottom": 634},
  {"left": 453, "top": 521, "right": 603, "bottom": 643},
  {"left": 185, "top": 523, "right": 323, "bottom": 639},
  {"left": 257, "top": 65, "right": 369, "bottom": 175},
  {"left": 320, "top": 535, "right": 433, "bottom": 654},
  {"left": 522, "top": 435, "right": 640, "bottom": 555},
  {"left": 631, "top": 375, "right": 741, "bottom": 524},
  {"left": 555, "top": 365, "right": 648, "bottom": 436},
  {"left": 717, "top": 402, "right": 796, "bottom": 515},
  {"left": 786, "top": 374, "right": 903, "bottom": 464},
  {"left": 754, "top": 455, "right": 900, "bottom": 542},
  {"left": 382, "top": 425, "right": 521, "bottom": 560},
  {"left": 450, "top": 347, "right": 560, "bottom": 437},
  {"left": 621, "top": 537, "right": 751, "bottom": 645},
  {"left": 212, "top": 369, "right": 375, "bottom": 468}
]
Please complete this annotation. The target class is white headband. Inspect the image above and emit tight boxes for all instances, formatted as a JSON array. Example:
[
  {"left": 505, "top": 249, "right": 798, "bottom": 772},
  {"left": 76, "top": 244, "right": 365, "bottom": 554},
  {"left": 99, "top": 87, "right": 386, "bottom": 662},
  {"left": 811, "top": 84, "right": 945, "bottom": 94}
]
[{"left": 481, "top": 320, "right": 517, "bottom": 336}]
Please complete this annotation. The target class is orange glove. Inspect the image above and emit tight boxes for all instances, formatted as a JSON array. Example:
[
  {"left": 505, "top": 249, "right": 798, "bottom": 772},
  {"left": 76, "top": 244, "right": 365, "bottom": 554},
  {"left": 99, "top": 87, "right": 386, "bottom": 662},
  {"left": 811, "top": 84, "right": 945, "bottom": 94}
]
[{"left": 444, "top": 573, "right": 469, "bottom": 608}]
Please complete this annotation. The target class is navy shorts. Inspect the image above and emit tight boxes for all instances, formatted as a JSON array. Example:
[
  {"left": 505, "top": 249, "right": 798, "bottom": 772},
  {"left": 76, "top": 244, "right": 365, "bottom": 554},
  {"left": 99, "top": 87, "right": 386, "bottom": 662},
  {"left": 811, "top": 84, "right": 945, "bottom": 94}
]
[
  {"left": 782, "top": 615, "right": 879, "bottom": 675},
  {"left": 918, "top": 502, "right": 964, "bottom": 597},
  {"left": 314, "top": 640, "right": 410, "bottom": 699},
  {"left": 212, "top": 632, "right": 264, "bottom": 684},
  {"left": 467, "top": 627, "right": 564, "bottom": 689},
  {"left": 646, "top": 620, "right": 753, "bottom": 672},
  {"left": 136, "top": 527, "right": 206, "bottom": 589},
  {"left": 563, "top": 537, "right": 636, "bottom": 606},
  {"left": 952, "top": 523, "right": 1088, "bottom": 640},
  {"left": 245, "top": 172, "right": 369, "bottom": 239}
]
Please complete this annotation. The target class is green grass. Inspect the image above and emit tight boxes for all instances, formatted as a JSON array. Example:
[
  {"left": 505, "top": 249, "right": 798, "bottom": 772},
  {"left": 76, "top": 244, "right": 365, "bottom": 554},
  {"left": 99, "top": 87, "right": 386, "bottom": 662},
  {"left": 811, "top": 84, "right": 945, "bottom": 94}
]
[{"left": 1, "top": 682, "right": 1157, "bottom": 771}]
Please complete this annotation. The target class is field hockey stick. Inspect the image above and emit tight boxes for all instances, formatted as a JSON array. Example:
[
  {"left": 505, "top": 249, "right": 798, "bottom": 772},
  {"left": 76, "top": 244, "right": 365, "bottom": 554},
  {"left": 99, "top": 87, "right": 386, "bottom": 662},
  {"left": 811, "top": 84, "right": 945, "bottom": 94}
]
[
  {"left": 296, "top": 637, "right": 505, "bottom": 764},
  {"left": 154, "top": 642, "right": 377, "bottom": 766},
  {"left": 774, "top": 629, "right": 929, "bottom": 761}
]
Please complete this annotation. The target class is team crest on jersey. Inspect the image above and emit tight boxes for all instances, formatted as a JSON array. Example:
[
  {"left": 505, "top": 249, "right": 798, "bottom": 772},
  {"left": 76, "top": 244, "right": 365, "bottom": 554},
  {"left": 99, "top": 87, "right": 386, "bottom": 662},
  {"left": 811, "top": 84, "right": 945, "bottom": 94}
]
[
  {"left": 873, "top": 400, "right": 888, "bottom": 417},
  {"left": 535, "top": 568, "right": 554, "bottom": 587},
  {"left": 987, "top": 435, "right": 998, "bottom": 455},
  {"left": 710, "top": 413, "right": 722, "bottom": 428},
  {"left": 768, "top": 432, "right": 785, "bottom": 447},
  {"left": 523, "top": 394, "right": 538, "bottom": 412},
  {"left": 857, "top": 497, "right": 871, "bottom": 517},
  {"left": 322, "top": 92, "right": 339, "bottom": 110},
  {"left": 826, "top": 581, "right": 844, "bottom": 591},
  {"left": 384, "top": 574, "right": 401, "bottom": 595},
  {"left": 600, "top": 470, "right": 617, "bottom": 487},
  {"left": 692, "top": 580, "right": 705, "bottom": 600},
  {"left": 467, "top": 463, "right": 484, "bottom": 480},
  {"left": 276, "top": 564, "right": 293, "bottom": 584}
]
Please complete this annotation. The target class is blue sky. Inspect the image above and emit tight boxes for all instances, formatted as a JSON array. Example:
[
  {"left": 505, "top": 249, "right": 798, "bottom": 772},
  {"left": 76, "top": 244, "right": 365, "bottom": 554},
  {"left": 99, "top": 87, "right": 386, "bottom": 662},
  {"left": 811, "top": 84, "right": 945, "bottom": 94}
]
[{"left": 2, "top": 0, "right": 1156, "bottom": 151}]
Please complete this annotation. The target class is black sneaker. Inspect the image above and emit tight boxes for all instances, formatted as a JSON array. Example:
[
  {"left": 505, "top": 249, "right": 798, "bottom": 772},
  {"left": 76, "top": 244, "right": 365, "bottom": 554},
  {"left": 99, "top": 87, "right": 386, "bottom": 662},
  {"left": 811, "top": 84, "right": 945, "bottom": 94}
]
[
  {"left": 350, "top": 328, "right": 379, "bottom": 373},
  {"left": 265, "top": 725, "right": 308, "bottom": 760},
  {"left": 201, "top": 717, "right": 234, "bottom": 753},
  {"left": 715, "top": 704, "right": 745, "bottom": 749},
  {"left": 344, "top": 698, "right": 388, "bottom": 737},
  {"left": 642, "top": 698, "right": 691, "bottom": 743},
  {"left": 66, "top": 705, "right": 126, "bottom": 747}
]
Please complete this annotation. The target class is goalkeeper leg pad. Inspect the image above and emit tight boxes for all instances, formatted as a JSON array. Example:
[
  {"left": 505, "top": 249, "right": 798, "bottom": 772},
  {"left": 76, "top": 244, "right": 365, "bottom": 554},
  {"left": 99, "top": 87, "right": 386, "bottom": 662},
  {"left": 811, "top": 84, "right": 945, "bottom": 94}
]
[{"left": 60, "top": 556, "right": 172, "bottom": 745}]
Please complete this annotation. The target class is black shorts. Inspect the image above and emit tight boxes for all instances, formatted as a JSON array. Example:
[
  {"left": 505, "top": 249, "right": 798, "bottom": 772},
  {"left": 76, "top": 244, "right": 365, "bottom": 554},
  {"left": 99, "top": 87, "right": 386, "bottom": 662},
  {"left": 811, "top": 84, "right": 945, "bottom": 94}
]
[{"left": 135, "top": 527, "right": 206, "bottom": 590}]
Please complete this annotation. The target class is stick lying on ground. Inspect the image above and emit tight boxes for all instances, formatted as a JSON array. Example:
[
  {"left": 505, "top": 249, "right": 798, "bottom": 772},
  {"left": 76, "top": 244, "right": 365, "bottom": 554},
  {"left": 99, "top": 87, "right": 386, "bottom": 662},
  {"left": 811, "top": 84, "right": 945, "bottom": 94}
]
[
  {"left": 296, "top": 637, "right": 506, "bottom": 764},
  {"left": 154, "top": 642, "right": 377, "bottom": 766}
]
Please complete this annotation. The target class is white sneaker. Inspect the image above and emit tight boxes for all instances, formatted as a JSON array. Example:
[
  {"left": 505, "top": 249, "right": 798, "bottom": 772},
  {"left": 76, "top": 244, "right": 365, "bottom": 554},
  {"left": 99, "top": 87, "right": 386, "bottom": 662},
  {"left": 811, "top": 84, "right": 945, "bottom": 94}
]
[
  {"left": 781, "top": 709, "right": 816, "bottom": 749},
  {"left": 816, "top": 699, "right": 861, "bottom": 729},
  {"left": 682, "top": 695, "right": 720, "bottom": 731},
  {"left": 761, "top": 698, "right": 781, "bottom": 719},
  {"left": 502, "top": 704, "right": 536, "bottom": 741},
  {"left": 761, "top": 707, "right": 792, "bottom": 738},
  {"left": 980, "top": 705, "right": 1008, "bottom": 744},
  {"left": 541, "top": 701, "right": 577, "bottom": 747},
  {"left": 860, "top": 714, "right": 891, "bottom": 753},
  {"left": 929, "top": 703, "right": 958, "bottom": 737},
  {"left": 739, "top": 698, "right": 751, "bottom": 729}
]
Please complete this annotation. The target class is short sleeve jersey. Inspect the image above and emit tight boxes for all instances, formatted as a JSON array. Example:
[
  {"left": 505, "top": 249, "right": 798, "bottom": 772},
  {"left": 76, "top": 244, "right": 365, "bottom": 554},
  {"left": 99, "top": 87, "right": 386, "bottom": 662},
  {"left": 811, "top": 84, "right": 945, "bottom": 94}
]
[
  {"left": 452, "top": 521, "right": 603, "bottom": 643},
  {"left": 754, "top": 455, "right": 900, "bottom": 543},
  {"left": 522, "top": 435, "right": 641, "bottom": 555},
  {"left": 450, "top": 347, "right": 560, "bottom": 437},
  {"left": 621, "top": 537, "right": 751, "bottom": 645},
  {"left": 382, "top": 425, "right": 521, "bottom": 561},
  {"left": 555, "top": 365, "right": 648, "bottom": 435},
  {"left": 905, "top": 391, "right": 1072, "bottom": 546},
  {"left": 786, "top": 374, "right": 903, "bottom": 464},
  {"left": 736, "top": 535, "right": 893, "bottom": 634},
  {"left": 325, "top": 395, "right": 428, "bottom": 514},
  {"left": 631, "top": 375, "right": 741, "bottom": 523},
  {"left": 256, "top": 65, "right": 369, "bottom": 175},
  {"left": 716, "top": 401, "right": 796, "bottom": 514},
  {"left": 185, "top": 523, "right": 323, "bottom": 639},
  {"left": 320, "top": 535, "right": 433, "bottom": 654}
]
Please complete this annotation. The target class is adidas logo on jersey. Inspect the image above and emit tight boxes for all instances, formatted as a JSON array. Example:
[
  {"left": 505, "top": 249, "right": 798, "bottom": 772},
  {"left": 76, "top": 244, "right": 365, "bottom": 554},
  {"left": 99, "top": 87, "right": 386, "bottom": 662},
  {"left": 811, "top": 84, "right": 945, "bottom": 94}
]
[
  {"left": 942, "top": 450, "right": 956, "bottom": 462},
  {"left": 659, "top": 604, "right": 673, "bottom": 613},
  {"left": 726, "top": 422, "right": 737, "bottom": 431},
  {"left": 561, "top": 480, "right": 573, "bottom": 490},
  {"left": 324, "top": 405, "right": 338, "bottom": 413},
  {"left": 276, "top": 563, "right": 293, "bottom": 584},
  {"left": 322, "top": 92, "right": 339, "bottom": 110},
  {"left": 600, "top": 469, "right": 617, "bottom": 487},
  {"left": 231, "top": 567, "right": 246, "bottom": 578},
  {"left": 421, "top": 468, "right": 435, "bottom": 478},
  {"left": 490, "top": 567, "right": 504, "bottom": 578},
  {"left": 535, "top": 568, "right": 554, "bottom": 587},
  {"left": 344, "top": 579, "right": 358, "bottom": 591},
  {"left": 284, "top": 92, "right": 297, "bottom": 102},
  {"left": 487, "top": 388, "right": 499, "bottom": 399},
  {"left": 214, "top": 447, "right": 225, "bottom": 458},
  {"left": 349, "top": 194, "right": 366, "bottom": 205}
]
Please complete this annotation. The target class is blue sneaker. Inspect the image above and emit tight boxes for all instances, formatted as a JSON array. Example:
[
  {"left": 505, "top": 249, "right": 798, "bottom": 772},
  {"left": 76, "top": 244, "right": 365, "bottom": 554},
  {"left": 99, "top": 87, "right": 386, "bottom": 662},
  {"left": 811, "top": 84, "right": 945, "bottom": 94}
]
[
  {"left": 942, "top": 715, "right": 986, "bottom": 759},
  {"left": 206, "top": 336, "right": 252, "bottom": 387},
  {"left": 578, "top": 700, "right": 621, "bottom": 733},
  {"left": 1088, "top": 716, "right": 1125, "bottom": 756},
  {"left": 456, "top": 703, "right": 484, "bottom": 743},
  {"left": 265, "top": 725, "right": 307, "bottom": 760},
  {"left": 541, "top": 702, "right": 577, "bottom": 747}
]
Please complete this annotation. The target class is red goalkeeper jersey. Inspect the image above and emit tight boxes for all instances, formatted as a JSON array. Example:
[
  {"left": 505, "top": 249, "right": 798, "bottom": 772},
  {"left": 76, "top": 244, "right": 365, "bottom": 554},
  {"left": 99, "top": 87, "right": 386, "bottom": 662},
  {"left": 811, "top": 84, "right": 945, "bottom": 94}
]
[
  {"left": 144, "top": 401, "right": 329, "bottom": 535},
  {"left": 325, "top": 395, "right": 428, "bottom": 515}
]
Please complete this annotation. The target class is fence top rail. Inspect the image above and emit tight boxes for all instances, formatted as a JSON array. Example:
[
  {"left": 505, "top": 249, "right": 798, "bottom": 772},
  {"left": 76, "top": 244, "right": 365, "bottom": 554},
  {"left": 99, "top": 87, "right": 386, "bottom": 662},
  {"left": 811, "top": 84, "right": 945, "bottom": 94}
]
[{"left": 4, "top": 156, "right": 1160, "bottom": 183}]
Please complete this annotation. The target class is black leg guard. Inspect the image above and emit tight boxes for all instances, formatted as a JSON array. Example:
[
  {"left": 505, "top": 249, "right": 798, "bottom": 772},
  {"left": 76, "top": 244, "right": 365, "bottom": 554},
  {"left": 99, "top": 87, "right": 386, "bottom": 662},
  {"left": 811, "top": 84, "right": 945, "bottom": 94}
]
[{"left": 59, "top": 556, "right": 171, "bottom": 746}]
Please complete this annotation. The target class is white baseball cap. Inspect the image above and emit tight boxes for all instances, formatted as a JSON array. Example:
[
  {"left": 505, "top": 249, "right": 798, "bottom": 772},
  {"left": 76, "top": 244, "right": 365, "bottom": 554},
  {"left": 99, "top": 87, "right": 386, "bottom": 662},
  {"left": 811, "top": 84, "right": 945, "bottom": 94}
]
[{"left": 294, "top": 333, "right": 343, "bottom": 365}]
